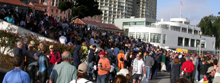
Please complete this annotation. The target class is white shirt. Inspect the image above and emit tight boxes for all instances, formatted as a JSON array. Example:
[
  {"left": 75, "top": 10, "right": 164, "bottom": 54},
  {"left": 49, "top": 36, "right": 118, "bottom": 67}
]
[
  {"left": 136, "top": 59, "right": 145, "bottom": 74},
  {"left": 70, "top": 78, "right": 93, "bottom": 83},
  {"left": 59, "top": 36, "right": 67, "bottom": 44}
]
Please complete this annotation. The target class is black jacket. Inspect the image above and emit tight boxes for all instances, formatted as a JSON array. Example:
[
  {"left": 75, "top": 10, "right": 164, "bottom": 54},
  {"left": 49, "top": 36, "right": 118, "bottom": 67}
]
[
  {"left": 88, "top": 49, "right": 95, "bottom": 63},
  {"left": 25, "top": 50, "right": 37, "bottom": 66}
]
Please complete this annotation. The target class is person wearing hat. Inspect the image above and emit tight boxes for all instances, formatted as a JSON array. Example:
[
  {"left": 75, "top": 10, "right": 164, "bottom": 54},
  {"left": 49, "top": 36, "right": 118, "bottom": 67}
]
[
  {"left": 70, "top": 62, "right": 93, "bottom": 83},
  {"left": 96, "top": 51, "right": 111, "bottom": 83},
  {"left": 48, "top": 45, "right": 62, "bottom": 76}
]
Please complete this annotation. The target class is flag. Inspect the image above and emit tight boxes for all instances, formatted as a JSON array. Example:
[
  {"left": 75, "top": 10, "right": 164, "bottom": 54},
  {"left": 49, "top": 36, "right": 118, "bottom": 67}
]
[{"left": 180, "top": 1, "right": 183, "bottom": 6}]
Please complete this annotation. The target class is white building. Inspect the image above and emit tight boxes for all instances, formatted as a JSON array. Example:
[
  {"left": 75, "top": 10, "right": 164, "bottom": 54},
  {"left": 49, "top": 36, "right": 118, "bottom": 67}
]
[
  {"left": 97, "top": 0, "right": 157, "bottom": 24},
  {"left": 128, "top": 18, "right": 216, "bottom": 54},
  {"left": 114, "top": 17, "right": 156, "bottom": 30}
]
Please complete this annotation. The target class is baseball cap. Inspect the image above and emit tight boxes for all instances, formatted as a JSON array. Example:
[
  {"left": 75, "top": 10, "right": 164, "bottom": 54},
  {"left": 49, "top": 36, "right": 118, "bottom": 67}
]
[
  {"left": 98, "top": 51, "right": 105, "bottom": 56},
  {"left": 117, "top": 69, "right": 129, "bottom": 77},
  {"left": 207, "top": 66, "right": 214, "bottom": 73},
  {"left": 49, "top": 45, "right": 54, "bottom": 49},
  {"left": 78, "top": 63, "right": 89, "bottom": 73}
]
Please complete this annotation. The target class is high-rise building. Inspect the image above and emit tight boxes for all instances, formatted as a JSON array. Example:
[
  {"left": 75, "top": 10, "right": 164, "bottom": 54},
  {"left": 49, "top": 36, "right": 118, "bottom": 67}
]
[{"left": 96, "top": 0, "right": 157, "bottom": 24}]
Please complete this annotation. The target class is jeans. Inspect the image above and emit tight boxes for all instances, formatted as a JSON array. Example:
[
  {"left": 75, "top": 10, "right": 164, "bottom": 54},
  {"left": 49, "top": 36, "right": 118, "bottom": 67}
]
[
  {"left": 153, "top": 69, "right": 158, "bottom": 79},
  {"left": 184, "top": 73, "right": 193, "bottom": 83},
  {"left": 172, "top": 75, "right": 179, "bottom": 83},
  {"left": 48, "top": 65, "right": 54, "bottom": 76},
  {"left": 145, "top": 66, "right": 151, "bottom": 79},
  {"left": 200, "top": 74, "right": 204, "bottom": 80},
  {"left": 89, "top": 62, "right": 95, "bottom": 80},
  {"left": 97, "top": 74, "right": 107, "bottom": 83},
  {"left": 195, "top": 69, "right": 198, "bottom": 80}
]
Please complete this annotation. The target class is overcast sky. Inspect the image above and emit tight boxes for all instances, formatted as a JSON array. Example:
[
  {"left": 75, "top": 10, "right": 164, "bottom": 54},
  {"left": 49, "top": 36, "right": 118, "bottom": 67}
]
[{"left": 157, "top": 0, "right": 220, "bottom": 25}]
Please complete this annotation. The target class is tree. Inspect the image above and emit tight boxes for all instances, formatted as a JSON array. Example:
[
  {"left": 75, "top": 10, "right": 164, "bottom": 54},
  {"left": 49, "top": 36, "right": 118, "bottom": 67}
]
[
  {"left": 198, "top": 15, "right": 220, "bottom": 48},
  {"left": 57, "top": 0, "right": 102, "bottom": 19}
]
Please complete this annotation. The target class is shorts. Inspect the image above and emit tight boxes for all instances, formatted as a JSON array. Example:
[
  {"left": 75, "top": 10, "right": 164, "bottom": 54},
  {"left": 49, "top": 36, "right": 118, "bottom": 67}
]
[{"left": 133, "top": 74, "right": 142, "bottom": 81}]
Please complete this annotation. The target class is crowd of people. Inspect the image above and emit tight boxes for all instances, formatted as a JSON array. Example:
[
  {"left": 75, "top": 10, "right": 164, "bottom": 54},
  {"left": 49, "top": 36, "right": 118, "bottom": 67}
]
[{"left": 1, "top": 5, "right": 220, "bottom": 83}]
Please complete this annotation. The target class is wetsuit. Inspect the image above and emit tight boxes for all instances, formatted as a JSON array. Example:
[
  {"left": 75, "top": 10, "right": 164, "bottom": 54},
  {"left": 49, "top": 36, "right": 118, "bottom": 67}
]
[{"left": 38, "top": 55, "right": 49, "bottom": 83}]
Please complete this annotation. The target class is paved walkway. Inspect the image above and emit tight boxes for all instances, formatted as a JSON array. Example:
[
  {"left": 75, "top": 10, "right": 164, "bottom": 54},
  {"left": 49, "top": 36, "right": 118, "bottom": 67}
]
[{"left": 149, "top": 72, "right": 171, "bottom": 83}]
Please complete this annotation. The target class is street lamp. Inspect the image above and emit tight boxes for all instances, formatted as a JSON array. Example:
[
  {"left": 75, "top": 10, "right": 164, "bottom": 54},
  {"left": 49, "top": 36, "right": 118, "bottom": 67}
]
[{"left": 199, "top": 31, "right": 202, "bottom": 57}]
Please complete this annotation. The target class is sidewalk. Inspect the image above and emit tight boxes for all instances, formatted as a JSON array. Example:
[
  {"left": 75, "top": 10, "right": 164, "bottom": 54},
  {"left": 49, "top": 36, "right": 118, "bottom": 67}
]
[{"left": 149, "top": 71, "right": 171, "bottom": 83}]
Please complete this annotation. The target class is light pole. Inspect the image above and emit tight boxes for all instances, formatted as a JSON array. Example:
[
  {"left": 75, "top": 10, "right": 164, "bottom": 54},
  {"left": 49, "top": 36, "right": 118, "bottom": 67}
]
[{"left": 198, "top": 31, "right": 202, "bottom": 57}]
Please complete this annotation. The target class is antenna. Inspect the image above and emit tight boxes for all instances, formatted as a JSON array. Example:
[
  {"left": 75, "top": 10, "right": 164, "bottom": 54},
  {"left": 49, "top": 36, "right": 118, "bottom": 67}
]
[{"left": 170, "top": 12, "right": 172, "bottom": 19}]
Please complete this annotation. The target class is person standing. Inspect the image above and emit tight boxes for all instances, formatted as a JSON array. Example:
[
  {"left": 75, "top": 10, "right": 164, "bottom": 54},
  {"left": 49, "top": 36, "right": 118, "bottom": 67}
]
[
  {"left": 2, "top": 55, "right": 30, "bottom": 83},
  {"left": 96, "top": 51, "right": 111, "bottom": 83},
  {"left": 88, "top": 45, "right": 96, "bottom": 81},
  {"left": 117, "top": 50, "right": 125, "bottom": 70},
  {"left": 160, "top": 53, "right": 166, "bottom": 71},
  {"left": 172, "top": 58, "right": 180, "bottom": 83},
  {"left": 49, "top": 51, "right": 77, "bottom": 83},
  {"left": 70, "top": 62, "right": 93, "bottom": 83},
  {"left": 132, "top": 54, "right": 146, "bottom": 83},
  {"left": 181, "top": 57, "right": 194, "bottom": 83},
  {"left": 144, "top": 53, "right": 154, "bottom": 80}
]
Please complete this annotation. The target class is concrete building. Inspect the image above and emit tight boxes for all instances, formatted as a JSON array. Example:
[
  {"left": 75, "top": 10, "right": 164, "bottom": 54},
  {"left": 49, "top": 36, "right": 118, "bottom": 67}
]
[
  {"left": 21, "top": 0, "right": 72, "bottom": 20},
  {"left": 132, "top": 0, "right": 157, "bottom": 19},
  {"left": 128, "top": 18, "right": 216, "bottom": 54},
  {"left": 96, "top": 0, "right": 157, "bottom": 24},
  {"left": 114, "top": 17, "right": 156, "bottom": 30}
]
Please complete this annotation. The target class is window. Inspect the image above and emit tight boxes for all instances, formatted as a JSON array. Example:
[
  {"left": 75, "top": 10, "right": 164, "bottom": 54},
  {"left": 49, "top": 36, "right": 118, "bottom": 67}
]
[
  {"left": 188, "top": 29, "right": 192, "bottom": 34},
  {"left": 191, "top": 39, "right": 195, "bottom": 47},
  {"left": 171, "top": 26, "right": 180, "bottom": 32},
  {"left": 136, "top": 21, "right": 144, "bottom": 25},
  {"left": 145, "top": 32, "right": 149, "bottom": 42},
  {"left": 56, "top": 9, "right": 58, "bottom": 13},
  {"left": 51, "top": 9, "right": 53, "bottom": 12},
  {"left": 185, "top": 38, "right": 189, "bottom": 47},
  {"left": 94, "top": 16, "right": 96, "bottom": 19},
  {"left": 60, "top": 11, "right": 62, "bottom": 14},
  {"left": 150, "top": 33, "right": 161, "bottom": 43},
  {"left": 129, "top": 32, "right": 135, "bottom": 37},
  {"left": 123, "top": 22, "right": 130, "bottom": 25},
  {"left": 201, "top": 40, "right": 206, "bottom": 48},
  {"left": 194, "top": 30, "right": 198, "bottom": 35},
  {"left": 196, "top": 40, "right": 200, "bottom": 47},
  {"left": 163, "top": 34, "right": 166, "bottom": 44},
  {"left": 185, "top": 22, "right": 189, "bottom": 24},
  {"left": 131, "top": 22, "right": 136, "bottom": 25},
  {"left": 136, "top": 32, "right": 141, "bottom": 39},
  {"left": 182, "top": 28, "right": 187, "bottom": 33},
  {"left": 178, "top": 37, "right": 183, "bottom": 46},
  {"left": 45, "top": 9, "right": 47, "bottom": 12},
  {"left": 64, "top": 11, "right": 65, "bottom": 14},
  {"left": 161, "top": 24, "right": 169, "bottom": 29}
]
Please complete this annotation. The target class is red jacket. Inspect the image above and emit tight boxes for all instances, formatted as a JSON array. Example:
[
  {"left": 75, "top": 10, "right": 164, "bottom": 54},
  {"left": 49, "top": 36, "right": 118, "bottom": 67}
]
[
  {"left": 49, "top": 51, "right": 62, "bottom": 64},
  {"left": 181, "top": 60, "right": 194, "bottom": 73}
]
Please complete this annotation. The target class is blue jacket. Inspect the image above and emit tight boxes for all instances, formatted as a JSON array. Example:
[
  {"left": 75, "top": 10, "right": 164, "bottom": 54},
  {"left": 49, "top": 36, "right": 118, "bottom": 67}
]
[
  {"left": 4, "top": 16, "right": 14, "bottom": 24},
  {"left": 73, "top": 45, "right": 81, "bottom": 68}
]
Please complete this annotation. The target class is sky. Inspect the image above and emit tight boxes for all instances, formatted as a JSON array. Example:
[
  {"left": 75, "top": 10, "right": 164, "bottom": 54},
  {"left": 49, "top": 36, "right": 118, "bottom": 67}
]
[{"left": 157, "top": 0, "right": 220, "bottom": 25}]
